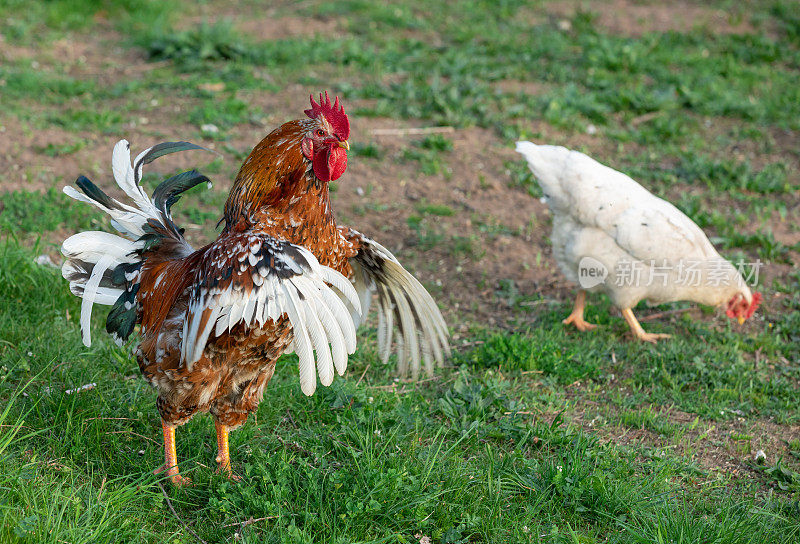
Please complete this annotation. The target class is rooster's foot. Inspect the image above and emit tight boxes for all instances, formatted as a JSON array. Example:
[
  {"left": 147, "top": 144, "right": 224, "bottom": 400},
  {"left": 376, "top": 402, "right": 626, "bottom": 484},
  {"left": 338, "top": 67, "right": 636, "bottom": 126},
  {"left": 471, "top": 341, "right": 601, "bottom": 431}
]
[
  {"left": 215, "top": 466, "right": 242, "bottom": 482},
  {"left": 154, "top": 465, "right": 192, "bottom": 487},
  {"left": 215, "top": 453, "right": 242, "bottom": 482}
]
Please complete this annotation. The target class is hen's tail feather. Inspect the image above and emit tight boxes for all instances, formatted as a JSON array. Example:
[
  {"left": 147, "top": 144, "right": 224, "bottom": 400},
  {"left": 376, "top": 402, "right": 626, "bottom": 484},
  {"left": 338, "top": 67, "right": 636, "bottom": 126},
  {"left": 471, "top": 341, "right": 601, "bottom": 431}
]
[
  {"left": 514, "top": 141, "right": 573, "bottom": 208},
  {"left": 61, "top": 139, "right": 212, "bottom": 347}
]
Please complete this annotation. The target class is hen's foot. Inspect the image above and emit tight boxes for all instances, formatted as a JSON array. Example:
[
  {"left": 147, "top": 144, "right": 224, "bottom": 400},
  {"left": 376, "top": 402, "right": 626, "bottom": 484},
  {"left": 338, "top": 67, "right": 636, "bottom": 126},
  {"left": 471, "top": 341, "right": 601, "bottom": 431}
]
[
  {"left": 215, "top": 464, "right": 242, "bottom": 482},
  {"left": 219, "top": 471, "right": 242, "bottom": 482},
  {"left": 633, "top": 331, "right": 671, "bottom": 344},
  {"left": 562, "top": 313, "right": 598, "bottom": 332},
  {"left": 563, "top": 290, "right": 596, "bottom": 331},
  {"left": 621, "top": 308, "right": 671, "bottom": 344}
]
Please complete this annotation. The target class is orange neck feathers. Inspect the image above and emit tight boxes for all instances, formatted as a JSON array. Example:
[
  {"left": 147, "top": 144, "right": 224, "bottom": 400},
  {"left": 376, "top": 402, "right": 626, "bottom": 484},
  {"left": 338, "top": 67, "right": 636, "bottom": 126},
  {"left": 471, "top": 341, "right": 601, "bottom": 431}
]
[{"left": 224, "top": 119, "right": 320, "bottom": 229}]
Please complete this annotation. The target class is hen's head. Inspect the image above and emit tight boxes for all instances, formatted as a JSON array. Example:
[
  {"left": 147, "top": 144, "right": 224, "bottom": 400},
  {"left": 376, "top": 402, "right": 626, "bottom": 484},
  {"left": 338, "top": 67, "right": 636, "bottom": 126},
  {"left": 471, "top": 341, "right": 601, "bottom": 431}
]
[
  {"left": 301, "top": 91, "right": 350, "bottom": 182},
  {"left": 725, "top": 290, "right": 762, "bottom": 325}
]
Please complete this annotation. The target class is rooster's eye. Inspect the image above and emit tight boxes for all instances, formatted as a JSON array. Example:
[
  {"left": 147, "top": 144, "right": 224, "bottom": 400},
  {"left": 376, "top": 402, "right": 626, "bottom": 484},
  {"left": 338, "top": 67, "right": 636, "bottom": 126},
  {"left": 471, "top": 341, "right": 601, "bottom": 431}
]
[{"left": 315, "top": 129, "right": 326, "bottom": 137}]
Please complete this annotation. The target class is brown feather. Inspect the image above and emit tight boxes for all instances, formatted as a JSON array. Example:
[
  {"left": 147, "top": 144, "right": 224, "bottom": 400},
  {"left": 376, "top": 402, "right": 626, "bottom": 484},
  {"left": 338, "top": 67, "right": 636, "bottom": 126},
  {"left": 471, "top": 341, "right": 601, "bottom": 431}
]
[{"left": 134, "top": 115, "right": 356, "bottom": 430}]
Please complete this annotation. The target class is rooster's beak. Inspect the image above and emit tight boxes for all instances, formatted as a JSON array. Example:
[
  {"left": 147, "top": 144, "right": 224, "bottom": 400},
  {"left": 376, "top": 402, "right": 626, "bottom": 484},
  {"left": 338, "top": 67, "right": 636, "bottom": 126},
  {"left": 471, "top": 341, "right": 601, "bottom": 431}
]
[
  {"left": 339, "top": 140, "right": 350, "bottom": 150},
  {"left": 737, "top": 317, "right": 745, "bottom": 325}
]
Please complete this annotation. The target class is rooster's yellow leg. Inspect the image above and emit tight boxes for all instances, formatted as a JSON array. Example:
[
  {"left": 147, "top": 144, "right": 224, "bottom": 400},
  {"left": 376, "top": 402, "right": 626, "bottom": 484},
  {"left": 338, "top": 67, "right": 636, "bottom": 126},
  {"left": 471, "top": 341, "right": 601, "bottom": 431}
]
[
  {"left": 562, "top": 290, "right": 597, "bottom": 332},
  {"left": 621, "top": 308, "right": 671, "bottom": 344},
  {"left": 154, "top": 420, "right": 191, "bottom": 486},
  {"left": 214, "top": 421, "right": 241, "bottom": 481}
]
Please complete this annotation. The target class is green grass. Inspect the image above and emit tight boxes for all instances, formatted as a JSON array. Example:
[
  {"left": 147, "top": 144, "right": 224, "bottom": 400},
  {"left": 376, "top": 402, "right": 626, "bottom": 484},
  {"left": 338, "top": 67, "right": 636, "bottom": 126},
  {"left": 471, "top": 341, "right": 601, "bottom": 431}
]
[
  {"left": 0, "top": 0, "right": 175, "bottom": 38},
  {"left": 0, "top": 187, "right": 104, "bottom": 234},
  {"left": 1, "top": 239, "right": 798, "bottom": 543},
  {"left": 459, "top": 313, "right": 800, "bottom": 424},
  {"left": 1, "top": 0, "right": 799, "bottom": 541},
  {"left": 4, "top": 0, "right": 800, "bottom": 158}
]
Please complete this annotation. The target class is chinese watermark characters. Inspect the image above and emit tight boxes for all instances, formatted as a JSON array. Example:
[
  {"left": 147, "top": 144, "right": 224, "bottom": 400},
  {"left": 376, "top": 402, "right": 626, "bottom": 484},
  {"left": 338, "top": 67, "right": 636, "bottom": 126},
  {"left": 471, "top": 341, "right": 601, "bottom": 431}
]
[{"left": 577, "top": 257, "right": 762, "bottom": 289}]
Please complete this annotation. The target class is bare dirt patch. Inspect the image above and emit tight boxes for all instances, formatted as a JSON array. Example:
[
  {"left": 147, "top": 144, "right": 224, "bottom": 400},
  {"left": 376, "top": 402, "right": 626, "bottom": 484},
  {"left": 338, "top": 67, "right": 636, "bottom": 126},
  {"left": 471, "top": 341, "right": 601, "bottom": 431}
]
[
  {"left": 0, "top": 117, "right": 98, "bottom": 192},
  {"left": 541, "top": 0, "right": 758, "bottom": 37},
  {"left": 493, "top": 80, "right": 554, "bottom": 96},
  {"left": 567, "top": 401, "right": 800, "bottom": 483},
  {"left": 235, "top": 16, "right": 343, "bottom": 41},
  {"left": 178, "top": 2, "right": 345, "bottom": 40}
]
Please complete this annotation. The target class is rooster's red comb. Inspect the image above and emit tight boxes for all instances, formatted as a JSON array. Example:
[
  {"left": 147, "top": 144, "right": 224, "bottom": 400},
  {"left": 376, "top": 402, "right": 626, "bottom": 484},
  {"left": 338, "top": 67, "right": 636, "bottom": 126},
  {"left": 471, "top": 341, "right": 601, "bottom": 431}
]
[{"left": 305, "top": 91, "right": 350, "bottom": 141}]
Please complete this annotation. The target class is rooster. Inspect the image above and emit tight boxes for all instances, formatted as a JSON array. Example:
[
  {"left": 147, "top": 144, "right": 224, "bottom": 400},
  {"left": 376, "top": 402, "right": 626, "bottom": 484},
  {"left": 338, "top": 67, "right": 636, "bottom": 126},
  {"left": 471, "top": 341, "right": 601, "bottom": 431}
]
[
  {"left": 515, "top": 142, "right": 762, "bottom": 343},
  {"left": 61, "top": 93, "right": 449, "bottom": 485}
]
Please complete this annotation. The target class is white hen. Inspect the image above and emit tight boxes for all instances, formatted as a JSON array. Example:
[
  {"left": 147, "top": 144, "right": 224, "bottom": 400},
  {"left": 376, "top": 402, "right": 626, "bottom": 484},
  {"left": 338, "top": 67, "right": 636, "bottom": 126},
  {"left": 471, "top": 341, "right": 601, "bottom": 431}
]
[{"left": 515, "top": 142, "right": 762, "bottom": 343}]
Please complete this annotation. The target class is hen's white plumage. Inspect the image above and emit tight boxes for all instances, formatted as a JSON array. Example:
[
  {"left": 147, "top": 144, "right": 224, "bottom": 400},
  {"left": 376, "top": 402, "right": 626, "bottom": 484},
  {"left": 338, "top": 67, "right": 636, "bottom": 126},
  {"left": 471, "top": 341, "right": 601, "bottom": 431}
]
[{"left": 515, "top": 141, "right": 757, "bottom": 341}]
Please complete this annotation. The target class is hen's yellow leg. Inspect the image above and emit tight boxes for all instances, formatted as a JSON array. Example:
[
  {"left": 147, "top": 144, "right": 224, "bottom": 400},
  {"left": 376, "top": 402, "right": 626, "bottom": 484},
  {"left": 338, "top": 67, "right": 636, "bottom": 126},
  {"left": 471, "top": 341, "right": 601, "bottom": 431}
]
[
  {"left": 562, "top": 290, "right": 597, "bottom": 332},
  {"left": 214, "top": 421, "right": 241, "bottom": 481},
  {"left": 154, "top": 420, "right": 191, "bottom": 486},
  {"left": 621, "top": 308, "right": 671, "bottom": 344}
]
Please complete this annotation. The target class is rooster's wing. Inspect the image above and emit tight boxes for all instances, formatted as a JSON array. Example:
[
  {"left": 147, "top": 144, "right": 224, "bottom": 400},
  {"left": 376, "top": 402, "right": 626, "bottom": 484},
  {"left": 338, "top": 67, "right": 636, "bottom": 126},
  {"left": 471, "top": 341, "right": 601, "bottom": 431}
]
[
  {"left": 340, "top": 228, "right": 450, "bottom": 380},
  {"left": 182, "top": 229, "right": 361, "bottom": 395}
]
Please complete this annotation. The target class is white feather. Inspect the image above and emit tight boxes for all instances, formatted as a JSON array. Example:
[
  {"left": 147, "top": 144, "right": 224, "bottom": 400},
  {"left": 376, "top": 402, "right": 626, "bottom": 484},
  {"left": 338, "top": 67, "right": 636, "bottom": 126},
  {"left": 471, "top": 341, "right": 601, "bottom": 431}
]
[
  {"left": 320, "top": 267, "right": 362, "bottom": 317},
  {"left": 281, "top": 284, "right": 315, "bottom": 396},
  {"left": 311, "top": 297, "right": 348, "bottom": 376},
  {"left": 301, "top": 297, "right": 333, "bottom": 386},
  {"left": 189, "top": 306, "right": 221, "bottom": 366},
  {"left": 215, "top": 307, "right": 230, "bottom": 337},
  {"left": 317, "top": 283, "right": 357, "bottom": 353},
  {"left": 291, "top": 276, "right": 341, "bottom": 383},
  {"left": 228, "top": 299, "right": 245, "bottom": 331},
  {"left": 79, "top": 254, "right": 116, "bottom": 347},
  {"left": 62, "top": 231, "right": 142, "bottom": 262},
  {"left": 395, "top": 330, "right": 404, "bottom": 375},
  {"left": 377, "top": 287, "right": 394, "bottom": 364},
  {"left": 111, "top": 140, "right": 133, "bottom": 191},
  {"left": 242, "top": 292, "right": 257, "bottom": 326},
  {"left": 255, "top": 283, "right": 270, "bottom": 326},
  {"left": 393, "top": 290, "right": 420, "bottom": 379},
  {"left": 70, "top": 286, "right": 123, "bottom": 305},
  {"left": 268, "top": 287, "right": 283, "bottom": 323},
  {"left": 355, "top": 272, "right": 372, "bottom": 324},
  {"left": 62, "top": 187, "right": 148, "bottom": 238},
  {"left": 376, "top": 298, "right": 388, "bottom": 361},
  {"left": 390, "top": 263, "right": 449, "bottom": 361}
]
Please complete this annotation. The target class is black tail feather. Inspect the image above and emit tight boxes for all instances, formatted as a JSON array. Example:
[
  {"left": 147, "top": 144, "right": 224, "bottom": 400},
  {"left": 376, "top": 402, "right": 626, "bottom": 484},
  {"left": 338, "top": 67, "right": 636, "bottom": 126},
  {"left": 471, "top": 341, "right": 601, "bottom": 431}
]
[
  {"left": 76, "top": 175, "right": 123, "bottom": 211},
  {"left": 107, "top": 267, "right": 141, "bottom": 343},
  {"left": 133, "top": 141, "right": 214, "bottom": 184},
  {"left": 152, "top": 169, "right": 211, "bottom": 234}
]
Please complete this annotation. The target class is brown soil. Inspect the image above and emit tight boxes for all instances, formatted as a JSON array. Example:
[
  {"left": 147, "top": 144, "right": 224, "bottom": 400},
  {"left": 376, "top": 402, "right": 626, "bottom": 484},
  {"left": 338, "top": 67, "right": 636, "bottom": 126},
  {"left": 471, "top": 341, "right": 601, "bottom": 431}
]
[
  {"left": 541, "top": 0, "right": 759, "bottom": 37},
  {"left": 178, "top": 1, "right": 346, "bottom": 39},
  {"left": 235, "top": 16, "right": 343, "bottom": 41},
  {"left": 566, "top": 401, "right": 800, "bottom": 481}
]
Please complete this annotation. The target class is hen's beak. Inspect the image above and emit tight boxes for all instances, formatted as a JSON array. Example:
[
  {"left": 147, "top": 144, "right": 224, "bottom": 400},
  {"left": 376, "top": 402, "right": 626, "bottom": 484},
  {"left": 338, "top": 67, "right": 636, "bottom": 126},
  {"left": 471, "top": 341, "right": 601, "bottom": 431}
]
[
  {"left": 738, "top": 317, "right": 745, "bottom": 325},
  {"left": 339, "top": 140, "right": 350, "bottom": 150}
]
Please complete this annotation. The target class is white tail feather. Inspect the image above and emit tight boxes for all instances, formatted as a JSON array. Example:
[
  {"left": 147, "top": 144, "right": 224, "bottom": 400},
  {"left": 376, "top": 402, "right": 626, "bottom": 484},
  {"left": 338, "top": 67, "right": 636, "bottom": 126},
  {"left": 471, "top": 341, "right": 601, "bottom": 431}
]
[
  {"left": 79, "top": 254, "right": 116, "bottom": 346},
  {"left": 61, "top": 139, "right": 177, "bottom": 347}
]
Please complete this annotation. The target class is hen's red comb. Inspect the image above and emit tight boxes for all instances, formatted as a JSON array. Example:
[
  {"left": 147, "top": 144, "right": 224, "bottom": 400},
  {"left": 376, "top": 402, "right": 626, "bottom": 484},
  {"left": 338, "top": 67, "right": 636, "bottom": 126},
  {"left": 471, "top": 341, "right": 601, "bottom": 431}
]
[
  {"left": 305, "top": 91, "right": 350, "bottom": 140},
  {"left": 746, "top": 291, "right": 762, "bottom": 319}
]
